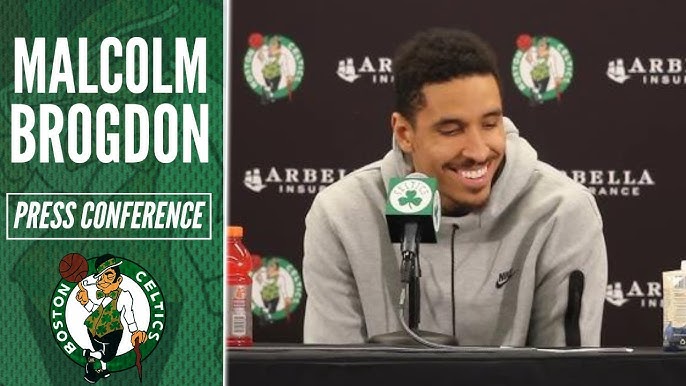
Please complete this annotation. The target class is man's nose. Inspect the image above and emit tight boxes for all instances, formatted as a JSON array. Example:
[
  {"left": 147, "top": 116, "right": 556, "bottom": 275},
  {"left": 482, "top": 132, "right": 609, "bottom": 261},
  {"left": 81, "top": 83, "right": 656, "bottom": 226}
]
[{"left": 461, "top": 128, "right": 490, "bottom": 162}]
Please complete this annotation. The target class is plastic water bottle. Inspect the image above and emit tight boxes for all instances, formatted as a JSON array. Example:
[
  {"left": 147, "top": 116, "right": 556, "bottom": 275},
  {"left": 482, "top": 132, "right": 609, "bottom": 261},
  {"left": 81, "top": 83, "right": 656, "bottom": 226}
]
[
  {"left": 663, "top": 260, "right": 686, "bottom": 351},
  {"left": 227, "top": 226, "right": 253, "bottom": 347}
]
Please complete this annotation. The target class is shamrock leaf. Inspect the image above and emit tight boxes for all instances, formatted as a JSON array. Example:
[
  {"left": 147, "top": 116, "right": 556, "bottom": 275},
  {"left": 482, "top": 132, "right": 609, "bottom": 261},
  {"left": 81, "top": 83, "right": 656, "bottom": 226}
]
[{"left": 398, "top": 190, "right": 422, "bottom": 209}]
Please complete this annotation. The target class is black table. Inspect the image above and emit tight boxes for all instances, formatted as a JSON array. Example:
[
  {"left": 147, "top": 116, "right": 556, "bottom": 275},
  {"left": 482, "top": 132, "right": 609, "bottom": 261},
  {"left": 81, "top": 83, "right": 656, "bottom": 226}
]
[{"left": 227, "top": 345, "right": 686, "bottom": 386}]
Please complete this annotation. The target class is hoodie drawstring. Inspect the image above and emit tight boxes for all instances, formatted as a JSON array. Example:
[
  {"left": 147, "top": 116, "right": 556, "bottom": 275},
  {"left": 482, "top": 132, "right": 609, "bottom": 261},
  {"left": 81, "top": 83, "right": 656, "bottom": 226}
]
[{"left": 450, "top": 224, "right": 459, "bottom": 337}]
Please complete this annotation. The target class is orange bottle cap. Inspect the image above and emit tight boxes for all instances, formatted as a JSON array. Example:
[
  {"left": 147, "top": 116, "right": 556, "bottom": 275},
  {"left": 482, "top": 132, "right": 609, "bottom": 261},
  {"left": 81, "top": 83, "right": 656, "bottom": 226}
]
[{"left": 228, "top": 226, "right": 243, "bottom": 238}]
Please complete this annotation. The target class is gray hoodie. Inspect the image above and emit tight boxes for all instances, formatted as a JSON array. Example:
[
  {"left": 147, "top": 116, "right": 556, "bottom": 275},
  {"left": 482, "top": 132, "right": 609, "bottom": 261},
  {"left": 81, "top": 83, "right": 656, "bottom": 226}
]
[{"left": 303, "top": 118, "right": 607, "bottom": 347}]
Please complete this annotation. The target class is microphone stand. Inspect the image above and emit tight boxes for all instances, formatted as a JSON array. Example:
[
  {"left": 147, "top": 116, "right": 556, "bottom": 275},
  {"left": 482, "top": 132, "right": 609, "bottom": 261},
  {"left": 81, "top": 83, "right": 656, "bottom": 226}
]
[
  {"left": 400, "top": 222, "right": 421, "bottom": 330},
  {"left": 369, "top": 223, "right": 458, "bottom": 346}
]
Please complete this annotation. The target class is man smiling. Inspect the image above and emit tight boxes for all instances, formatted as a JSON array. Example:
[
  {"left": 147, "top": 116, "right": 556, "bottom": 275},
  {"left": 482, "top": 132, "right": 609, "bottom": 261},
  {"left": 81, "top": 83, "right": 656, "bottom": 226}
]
[
  {"left": 302, "top": 28, "right": 607, "bottom": 347},
  {"left": 391, "top": 75, "right": 505, "bottom": 215}
]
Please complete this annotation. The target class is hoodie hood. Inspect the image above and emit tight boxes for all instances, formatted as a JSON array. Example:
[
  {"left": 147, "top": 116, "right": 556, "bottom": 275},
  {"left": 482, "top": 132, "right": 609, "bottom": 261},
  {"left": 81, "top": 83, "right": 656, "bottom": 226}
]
[{"left": 380, "top": 117, "right": 538, "bottom": 230}]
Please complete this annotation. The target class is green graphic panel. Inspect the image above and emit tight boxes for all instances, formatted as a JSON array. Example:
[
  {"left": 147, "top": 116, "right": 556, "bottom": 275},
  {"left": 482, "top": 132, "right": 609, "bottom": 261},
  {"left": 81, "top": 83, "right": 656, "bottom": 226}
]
[{"left": 0, "top": 1, "right": 224, "bottom": 385}]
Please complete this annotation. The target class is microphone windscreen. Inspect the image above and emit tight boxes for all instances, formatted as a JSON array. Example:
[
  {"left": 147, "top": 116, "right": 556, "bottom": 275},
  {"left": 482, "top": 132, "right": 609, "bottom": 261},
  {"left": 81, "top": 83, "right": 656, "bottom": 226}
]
[{"left": 385, "top": 173, "right": 440, "bottom": 243}]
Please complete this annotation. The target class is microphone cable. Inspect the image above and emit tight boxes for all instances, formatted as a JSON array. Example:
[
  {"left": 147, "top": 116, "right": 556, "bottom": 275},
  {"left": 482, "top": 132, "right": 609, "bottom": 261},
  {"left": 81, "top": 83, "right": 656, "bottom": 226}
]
[
  {"left": 396, "top": 284, "right": 631, "bottom": 353},
  {"left": 397, "top": 284, "right": 499, "bottom": 352}
]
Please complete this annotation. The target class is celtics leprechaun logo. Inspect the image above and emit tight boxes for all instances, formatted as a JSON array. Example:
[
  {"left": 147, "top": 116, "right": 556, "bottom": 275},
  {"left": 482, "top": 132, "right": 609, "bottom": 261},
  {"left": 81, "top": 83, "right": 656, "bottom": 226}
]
[
  {"left": 243, "top": 32, "right": 304, "bottom": 104},
  {"left": 51, "top": 253, "right": 165, "bottom": 384},
  {"left": 251, "top": 256, "right": 302, "bottom": 323},
  {"left": 512, "top": 34, "right": 573, "bottom": 104}
]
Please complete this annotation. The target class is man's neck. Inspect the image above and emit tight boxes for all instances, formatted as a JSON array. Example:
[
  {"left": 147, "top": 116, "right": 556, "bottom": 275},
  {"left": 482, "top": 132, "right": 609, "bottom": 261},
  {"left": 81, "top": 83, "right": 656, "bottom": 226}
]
[{"left": 442, "top": 204, "right": 472, "bottom": 217}]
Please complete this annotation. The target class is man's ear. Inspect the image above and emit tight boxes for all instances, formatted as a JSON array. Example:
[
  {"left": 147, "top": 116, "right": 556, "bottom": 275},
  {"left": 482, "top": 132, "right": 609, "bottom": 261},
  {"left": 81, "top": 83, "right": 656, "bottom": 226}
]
[
  {"left": 116, "top": 276, "right": 123, "bottom": 285},
  {"left": 391, "top": 112, "right": 414, "bottom": 153}
]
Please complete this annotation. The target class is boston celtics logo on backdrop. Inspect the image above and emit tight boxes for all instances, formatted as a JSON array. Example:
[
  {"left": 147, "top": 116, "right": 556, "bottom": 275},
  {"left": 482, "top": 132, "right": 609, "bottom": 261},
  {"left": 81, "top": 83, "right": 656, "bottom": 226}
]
[
  {"left": 251, "top": 256, "right": 303, "bottom": 323},
  {"left": 512, "top": 34, "right": 573, "bottom": 104},
  {"left": 50, "top": 253, "right": 165, "bottom": 383},
  {"left": 243, "top": 33, "right": 304, "bottom": 104}
]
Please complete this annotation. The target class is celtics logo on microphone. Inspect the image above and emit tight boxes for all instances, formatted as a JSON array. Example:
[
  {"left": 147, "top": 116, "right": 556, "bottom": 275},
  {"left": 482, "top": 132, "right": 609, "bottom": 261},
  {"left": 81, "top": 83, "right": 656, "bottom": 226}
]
[
  {"left": 389, "top": 178, "right": 433, "bottom": 214},
  {"left": 50, "top": 253, "right": 165, "bottom": 383},
  {"left": 386, "top": 175, "right": 441, "bottom": 242}
]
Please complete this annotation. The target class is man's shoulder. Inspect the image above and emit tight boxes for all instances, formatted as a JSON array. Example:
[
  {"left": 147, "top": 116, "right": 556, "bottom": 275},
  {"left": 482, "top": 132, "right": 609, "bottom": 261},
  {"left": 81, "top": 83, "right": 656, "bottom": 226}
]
[
  {"left": 529, "top": 161, "right": 601, "bottom": 220},
  {"left": 534, "top": 161, "right": 592, "bottom": 199},
  {"left": 306, "top": 160, "right": 387, "bottom": 228},
  {"left": 315, "top": 160, "right": 385, "bottom": 206}
]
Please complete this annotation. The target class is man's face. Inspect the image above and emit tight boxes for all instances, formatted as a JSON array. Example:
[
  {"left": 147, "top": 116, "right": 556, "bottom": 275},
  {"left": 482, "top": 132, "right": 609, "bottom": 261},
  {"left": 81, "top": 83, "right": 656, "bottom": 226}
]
[
  {"left": 96, "top": 268, "right": 122, "bottom": 294},
  {"left": 392, "top": 74, "right": 506, "bottom": 214}
]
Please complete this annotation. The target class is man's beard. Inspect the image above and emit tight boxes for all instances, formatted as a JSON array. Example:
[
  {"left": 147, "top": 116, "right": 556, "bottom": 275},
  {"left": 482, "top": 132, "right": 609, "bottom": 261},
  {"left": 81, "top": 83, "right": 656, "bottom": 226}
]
[{"left": 441, "top": 195, "right": 490, "bottom": 217}]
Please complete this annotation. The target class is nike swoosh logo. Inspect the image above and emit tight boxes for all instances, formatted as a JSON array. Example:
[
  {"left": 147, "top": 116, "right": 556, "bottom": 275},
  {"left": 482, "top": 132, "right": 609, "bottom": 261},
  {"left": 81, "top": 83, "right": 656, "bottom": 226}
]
[{"left": 495, "top": 269, "right": 516, "bottom": 289}]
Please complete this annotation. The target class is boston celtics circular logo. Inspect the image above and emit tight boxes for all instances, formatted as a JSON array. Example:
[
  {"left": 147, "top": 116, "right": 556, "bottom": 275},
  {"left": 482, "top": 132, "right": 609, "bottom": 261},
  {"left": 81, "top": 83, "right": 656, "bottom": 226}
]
[
  {"left": 251, "top": 256, "right": 303, "bottom": 323},
  {"left": 50, "top": 253, "right": 165, "bottom": 382},
  {"left": 389, "top": 178, "right": 433, "bottom": 214},
  {"left": 243, "top": 32, "right": 304, "bottom": 103},
  {"left": 512, "top": 34, "right": 573, "bottom": 104}
]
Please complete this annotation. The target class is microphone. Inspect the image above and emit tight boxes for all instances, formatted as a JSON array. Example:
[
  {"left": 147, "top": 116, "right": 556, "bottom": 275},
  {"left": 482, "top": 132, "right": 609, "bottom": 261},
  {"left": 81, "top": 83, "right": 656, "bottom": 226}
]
[
  {"left": 385, "top": 172, "right": 441, "bottom": 330},
  {"left": 565, "top": 270, "right": 585, "bottom": 347},
  {"left": 369, "top": 172, "right": 456, "bottom": 345},
  {"left": 385, "top": 172, "right": 441, "bottom": 248}
]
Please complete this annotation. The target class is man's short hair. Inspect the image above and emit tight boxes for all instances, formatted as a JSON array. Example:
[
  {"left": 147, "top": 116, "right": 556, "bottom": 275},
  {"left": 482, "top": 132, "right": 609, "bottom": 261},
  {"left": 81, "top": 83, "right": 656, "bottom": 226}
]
[{"left": 393, "top": 28, "right": 501, "bottom": 122}]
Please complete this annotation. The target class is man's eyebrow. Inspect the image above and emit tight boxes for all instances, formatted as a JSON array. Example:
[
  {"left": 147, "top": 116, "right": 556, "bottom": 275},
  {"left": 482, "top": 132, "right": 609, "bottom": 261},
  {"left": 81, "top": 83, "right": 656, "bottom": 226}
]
[
  {"left": 431, "top": 117, "right": 467, "bottom": 129},
  {"left": 430, "top": 109, "right": 503, "bottom": 129},
  {"left": 482, "top": 108, "right": 503, "bottom": 119}
]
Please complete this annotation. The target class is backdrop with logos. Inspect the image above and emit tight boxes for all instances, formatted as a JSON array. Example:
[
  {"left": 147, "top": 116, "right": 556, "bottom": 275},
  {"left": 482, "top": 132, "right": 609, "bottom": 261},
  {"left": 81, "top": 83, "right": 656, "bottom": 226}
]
[{"left": 230, "top": 0, "right": 686, "bottom": 346}]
